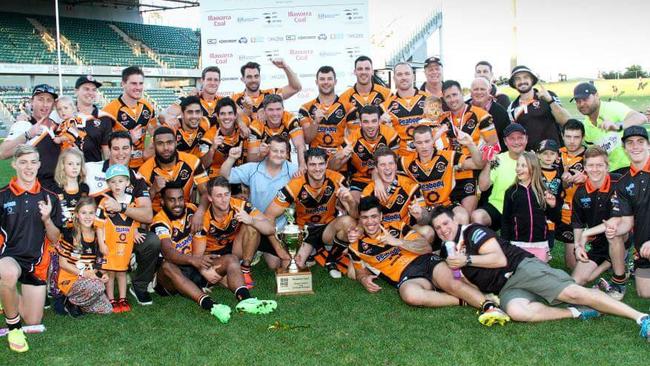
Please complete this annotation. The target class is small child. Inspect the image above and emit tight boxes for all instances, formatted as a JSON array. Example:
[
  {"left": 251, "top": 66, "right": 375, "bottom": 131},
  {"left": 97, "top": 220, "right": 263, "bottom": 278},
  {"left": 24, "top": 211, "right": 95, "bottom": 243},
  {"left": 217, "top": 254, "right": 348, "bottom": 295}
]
[
  {"left": 54, "top": 96, "right": 86, "bottom": 150},
  {"left": 502, "top": 151, "right": 560, "bottom": 262},
  {"left": 536, "top": 139, "right": 564, "bottom": 251},
  {"left": 95, "top": 164, "right": 144, "bottom": 313}
]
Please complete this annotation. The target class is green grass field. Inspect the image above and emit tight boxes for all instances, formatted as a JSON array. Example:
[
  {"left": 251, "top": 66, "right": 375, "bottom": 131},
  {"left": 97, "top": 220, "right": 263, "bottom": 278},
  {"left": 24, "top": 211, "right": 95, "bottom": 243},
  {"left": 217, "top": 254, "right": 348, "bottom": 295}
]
[{"left": 1, "top": 81, "right": 650, "bottom": 365}]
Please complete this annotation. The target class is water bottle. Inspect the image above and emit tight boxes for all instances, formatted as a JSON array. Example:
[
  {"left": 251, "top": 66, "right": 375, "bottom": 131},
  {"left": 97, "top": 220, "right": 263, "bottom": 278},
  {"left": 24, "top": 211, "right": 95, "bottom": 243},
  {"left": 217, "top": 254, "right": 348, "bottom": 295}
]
[{"left": 444, "top": 241, "right": 462, "bottom": 279}]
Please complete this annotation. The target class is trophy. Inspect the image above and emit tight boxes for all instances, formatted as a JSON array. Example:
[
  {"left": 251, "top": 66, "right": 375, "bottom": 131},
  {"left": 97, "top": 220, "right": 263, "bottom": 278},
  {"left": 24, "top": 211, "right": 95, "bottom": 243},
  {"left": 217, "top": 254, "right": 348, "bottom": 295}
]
[{"left": 275, "top": 207, "right": 313, "bottom": 295}]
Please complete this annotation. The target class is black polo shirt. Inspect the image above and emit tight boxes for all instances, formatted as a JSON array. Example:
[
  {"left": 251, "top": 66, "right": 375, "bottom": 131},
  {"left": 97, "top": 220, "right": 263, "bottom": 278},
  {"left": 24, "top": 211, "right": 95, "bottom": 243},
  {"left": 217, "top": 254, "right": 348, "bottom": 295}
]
[
  {"left": 0, "top": 178, "right": 63, "bottom": 273},
  {"left": 613, "top": 159, "right": 650, "bottom": 268},
  {"left": 440, "top": 224, "right": 533, "bottom": 294},
  {"left": 507, "top": 89, "right": 562, "bottom": 151},
  {"left": 79, "top": 105, "right": 113, "bottom": 162},
  {"left": 572, "top": 173, "right": 620, "bottom": 231}
]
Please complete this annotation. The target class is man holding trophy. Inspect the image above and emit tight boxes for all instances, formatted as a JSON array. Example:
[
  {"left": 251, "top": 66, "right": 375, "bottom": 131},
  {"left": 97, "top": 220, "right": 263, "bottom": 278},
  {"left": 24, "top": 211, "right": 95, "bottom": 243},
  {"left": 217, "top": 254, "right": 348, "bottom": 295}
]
[{"left": 266, "top": 148, "right": 357, "bottom": 281}]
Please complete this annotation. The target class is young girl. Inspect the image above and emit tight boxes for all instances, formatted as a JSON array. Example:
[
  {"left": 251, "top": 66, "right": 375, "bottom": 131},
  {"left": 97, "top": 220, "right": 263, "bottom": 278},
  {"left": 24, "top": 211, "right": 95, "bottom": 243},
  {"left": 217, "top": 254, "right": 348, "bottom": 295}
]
[
  {"left": 57, "top": 197, "right": 112, "bottom": 315},
  {"left": 501, "top": 151, "right": 561, "bottom": 262},
  {"left": 54, "top": 96, "right": 86, "bottom": 150},
  {"left": 49, "top": 148, "right": 90, "bottom": 299},
  {"left": 96, "top": 164, "right": 145, "bottom": 313}
]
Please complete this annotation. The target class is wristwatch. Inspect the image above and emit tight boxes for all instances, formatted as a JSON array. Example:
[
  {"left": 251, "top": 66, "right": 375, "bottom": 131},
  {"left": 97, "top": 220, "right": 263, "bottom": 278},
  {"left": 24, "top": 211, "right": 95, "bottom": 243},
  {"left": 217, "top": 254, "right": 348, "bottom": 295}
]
[{"left": 466, "top": 255, "right": 473, "bottom": 266}]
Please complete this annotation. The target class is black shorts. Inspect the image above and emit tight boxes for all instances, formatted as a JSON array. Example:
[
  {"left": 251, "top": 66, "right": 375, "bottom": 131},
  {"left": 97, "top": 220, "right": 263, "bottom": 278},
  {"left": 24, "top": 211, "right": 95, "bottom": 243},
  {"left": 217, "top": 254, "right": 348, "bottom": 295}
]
[
  {"left": 451, "top": 178, "right": 477, "bottom": 202},
  {"left": 480, "top": 202, "right": 502, "bottom": 231},
  {"left": 0, "top": 255, "right": 46, "bottom": 286},
  {"left": 350, "top": 180, "right": 369, "bottom": 192},
  {"left": 207, "top": 247, "right": 232, "bottom": 256},
  {"left": 556, "top": 223, "right": 574, "bottom": 243},
  {"left": 258, "top": 236, "right": 280, "bottom": 256},
  {"left": 587, "top": 235, "right": 633, "bottom": 266},
  {"left": 397, "top": 253, "right": 442, "bottom": 288},
  {"left": 303, "top": 224, "right": 328, "bottom": 249},
  {"left": 179, "top": 265, "right": 208, "bottom": 289}
]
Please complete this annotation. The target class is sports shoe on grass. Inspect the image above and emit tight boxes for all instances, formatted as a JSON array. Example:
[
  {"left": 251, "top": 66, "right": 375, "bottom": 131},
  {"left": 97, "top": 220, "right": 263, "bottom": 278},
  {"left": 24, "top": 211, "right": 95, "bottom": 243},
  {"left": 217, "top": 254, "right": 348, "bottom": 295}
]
[
  {"left": 608, "top": 283, "right": 626, "bottom": 301},
  {"left": 640, "top": 316, "right": 650, "bottom": 341},
  {"left": 210, "top": 304, "right": 232, "bottom": 324},
  {"left": 576, "top": 306, "right": 601, "bottom": 320},
  {"left": 326, "top": 263, "right": 342, "bottom": 279},
  {"left": 243, "top": 272, "right": 256, "bottom": 289},
  {"left": 236, "top": 298, "right": 277, "bottom": 315},
  {"left": 594, "top": 277, "right": 612, "bottom": 293},
  {"left": 129, "top": 287, "right": 153, "bottom": 305},
  {"left": 478, "top": 307, "right": 510, "bottom": 326},
  {"left": 8, "top": 328, "right": 29, "bottom": 353}
]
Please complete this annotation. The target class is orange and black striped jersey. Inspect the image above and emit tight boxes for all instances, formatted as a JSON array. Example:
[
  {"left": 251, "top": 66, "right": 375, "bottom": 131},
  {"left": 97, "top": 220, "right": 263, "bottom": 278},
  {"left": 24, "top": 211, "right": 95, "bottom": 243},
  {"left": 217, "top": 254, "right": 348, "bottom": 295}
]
[
  {"left": 348, "top": 222, "right": 422, "bottom": 286},
  {"left": 232, "top": 88, "right": 281, "bottom": 121},
  {"left": 203, "top": 198, "right": 260, "bottom": 253},
  {"left": 398, "top": 150, "right": 464, "bottom": 207},
  {"left": 201, "top": 126, "right": 248, "bottom": 178},
  {"left": 273, "top": 170, "right": 346, "bottom": 226},
  {"left": 56, "top": 228, "right": 100, "bottom": 295},
  {"left": 138, "top": 152, "right": 209, "bottom": 212},
  {"left": 174, "top": 117, "right": 211, "bottom": 158},
  {"left": 383, "top": 89, "right": 430, "bottom": 153},
  {"left": 339, "top": 83, "right": 391, "bottom": 124},
  {"left": 436, "top": 104, "right": 495, "bottom": 179},
  {"left": 95, "top": 192, "right": 140, "bottom": 271},
  {"left": 151, "top": 203, "right": 205, "bottom": 255},
  {"left": 560, "top": 147, "right": 585, "bottom": 224},
  {"left": 361, "top": 174, "right": 424, "bottom": 224},
  {"left": 199, "top": 95, "right": 223, "bottom": 127},
  {"left": 344, "top": 124, "right": 400, "bottom": 186},
  {"left": 298, "top": 96, "right": 350, "bottom": 154},
  {"left": 55, "top": 116, "right": 87, "bottom": 151},
  {"left": 249, "top": 111, "right": 303, "bottom": 148},
  {"left": 103, "top": 96, "right": 158, "bottom": 169}
]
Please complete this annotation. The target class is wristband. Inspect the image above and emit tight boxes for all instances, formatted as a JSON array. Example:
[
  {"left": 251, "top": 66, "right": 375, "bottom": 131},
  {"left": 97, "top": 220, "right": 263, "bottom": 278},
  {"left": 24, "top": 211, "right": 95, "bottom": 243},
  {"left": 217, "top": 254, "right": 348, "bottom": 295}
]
[
  {"left": 466, "top": 255, "right": 473, "bottom": 266},
  {"left": 120, "top": 203, "right": 127, "bottom": 213}
]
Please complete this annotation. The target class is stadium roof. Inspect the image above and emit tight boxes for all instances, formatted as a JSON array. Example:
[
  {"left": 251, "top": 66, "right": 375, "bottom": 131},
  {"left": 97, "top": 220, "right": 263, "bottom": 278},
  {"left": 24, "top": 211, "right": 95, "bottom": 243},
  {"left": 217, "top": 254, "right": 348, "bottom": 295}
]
[{"left": 55, "top": 0, "right": 199, "bottom": 12}]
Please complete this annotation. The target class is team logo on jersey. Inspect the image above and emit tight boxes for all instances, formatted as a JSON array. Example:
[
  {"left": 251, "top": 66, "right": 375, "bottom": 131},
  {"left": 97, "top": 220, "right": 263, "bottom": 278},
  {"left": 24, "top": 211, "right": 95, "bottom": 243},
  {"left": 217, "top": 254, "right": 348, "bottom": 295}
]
[
  {"left": 142, "top": 110, "right": 151, "bottom": 120},
  {"left": 121, "top": 113, "right": 128, "bottom": 121},
  {"left": 93, "top": 120, "right": 101, "bottom": 127},
  {"left": 573, "top": 163, "right": 584, "bottom": 172},
  {"left": 388, "top": 228, "right": 400, "bottom": 237},
  {"left": 395, "top": 194, "right": 405, "bottom": 205},
  {"left": 373, "top": 97, "right": 382, "bottom": 105},
  {"left": 435, "top": 161, "right": 447, "bottom": 173},
  {"left": 465, "top": 119, "right": 476, "bottom": 130},
  {"left": 172, "top": 228, "right": 180, "bottom": 238},
  {"left": 179, "top": 169, "right": 190, "bottom": 180},
  {"left": 410, "top": 164, "right": 419, "bottom": 173},
  {"left": 335, "top": 109, "right": 345, "bottom": 119},
  {"left": 417, "top": 100, "right": 425, "bottom": 109},
  {"left": 324, "top": 186, "right": 334, "bottom": 196},
  {"left": 464, "top": 182, "right": 475, "bottom": 194},
  {"left": 300, "top": 190, "right": 309, "bottom": 200},
  {"left": 360, "top": 241, "right": 368, "bottom": 251},
  {"left": 357, "top": 144, "right": 365, "bottom": 153}
]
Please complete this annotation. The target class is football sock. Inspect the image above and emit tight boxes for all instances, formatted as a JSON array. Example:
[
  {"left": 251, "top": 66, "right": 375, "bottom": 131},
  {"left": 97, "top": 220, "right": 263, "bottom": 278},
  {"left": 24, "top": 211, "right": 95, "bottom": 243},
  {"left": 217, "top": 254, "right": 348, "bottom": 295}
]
[
  {"left": 6, "top": 315, "right": 21, "bottom": 331},
  {"left": 480, "top": 300, "right": 496, "bottom": 312},
  {"left": 611, "top": 274, "right": 627, "bottom": 285},
  {"left": 199, "top": 295, "right": 216, "bottom": 311},
  {"left": 235, "top": 286, "right": 251, "bottom": 301}
]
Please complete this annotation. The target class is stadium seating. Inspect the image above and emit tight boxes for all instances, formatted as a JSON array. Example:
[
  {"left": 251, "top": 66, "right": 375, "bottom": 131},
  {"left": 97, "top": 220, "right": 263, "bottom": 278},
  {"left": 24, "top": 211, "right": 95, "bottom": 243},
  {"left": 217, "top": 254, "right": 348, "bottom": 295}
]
[
  {"left": 0, "top": 12, "right": 76, "bottom": 65},
  {"left": 145, "top": 88, "right": 179, "bottom": 110},
  {"left": 114, "top": 22, "right": 199, "bottom": 69}
]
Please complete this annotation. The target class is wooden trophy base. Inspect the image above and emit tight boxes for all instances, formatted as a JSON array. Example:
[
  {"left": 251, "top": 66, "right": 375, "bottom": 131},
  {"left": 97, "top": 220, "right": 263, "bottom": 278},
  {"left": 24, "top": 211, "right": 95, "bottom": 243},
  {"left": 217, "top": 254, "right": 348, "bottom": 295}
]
[{"left": 275, "top": 267, "right": 314, "bottom": 295}]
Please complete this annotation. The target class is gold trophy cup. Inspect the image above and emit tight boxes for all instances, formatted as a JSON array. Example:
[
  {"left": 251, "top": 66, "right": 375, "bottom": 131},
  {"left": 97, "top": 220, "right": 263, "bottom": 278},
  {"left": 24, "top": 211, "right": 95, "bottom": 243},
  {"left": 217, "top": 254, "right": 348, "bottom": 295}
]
[{"left": 275, "top": 208, "right": 313, "bottom": 295}]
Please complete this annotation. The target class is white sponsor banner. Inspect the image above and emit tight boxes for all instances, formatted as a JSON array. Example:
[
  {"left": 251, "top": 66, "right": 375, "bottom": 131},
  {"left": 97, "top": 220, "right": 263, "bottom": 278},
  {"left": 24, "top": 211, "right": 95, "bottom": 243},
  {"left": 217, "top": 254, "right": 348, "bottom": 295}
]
[{"left": 200, "top": 0, "right": 370, "bottom": 111}]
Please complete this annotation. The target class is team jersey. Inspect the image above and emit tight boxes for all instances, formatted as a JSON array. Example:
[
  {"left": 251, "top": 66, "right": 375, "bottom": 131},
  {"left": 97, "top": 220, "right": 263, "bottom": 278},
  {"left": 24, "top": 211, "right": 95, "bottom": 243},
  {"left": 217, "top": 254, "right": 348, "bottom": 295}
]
[
  {"left": 348, "top": 222, "right": 422, "bottom": 287},
  {"left": 232, "top": 88, "right": 281, "bottom": 121},
  {"left": 298, "top": 96, "right": 350, "bottom": 154},
  {"left": 572, "top": 173, "right": 621, "bottom": 231},
  {"left": 102, "top": 96, "right": 158, "bottom": 168},
  {"left": 83, "top": 106, "right": 114, "bottom": 163},
  {"left": 249, "top": 111, "right": 303, "bottom": 148},
  {"left": 85, "top": 160, "right": 150, "bottom": 201},
  {"left": 361, "top": 174, "right": 424, "bottom": 224},
  {"left": 55, "top": 116, "right": 87, "bottom": 151},
  {"left": 174, "top": 117, "right": 212, "bottom": 158},
  {"left": 383, "top": 89, "right": 430, "bottom": 153},
  {"left": 559, "top": 147, "right": 585, "bottom": 225},
  {"left": 398, "top": 150, "right": 463, "bottom": 207},
  {"left": 50, "top": 183, "right": 90, "bottom": 229},
  {"left": 201, "top": 126, "right": 248, "bottom": 178},
  {"left": 344, "top": 125, "right": 400, "bottom": 187},
  {"left": 436, "top": 104, "right": 496, "bottom": 179},
  {"left": 273, "top": 170, "right": 346, "bottom": 227},
  {"left": 0, "top": 178, "right": 63, "bottom": 280},
  {"left": 95, "top": 191, "right": 140, "bottom": 271},
  {"left": 56, "top": 228, "right": 100, "bottom": 295},
  {"left": 199, "top": 94, "right": 223, "bottom": 127},
  {"left": 541, "top": 165, "right": 564, "bottom": 230},
  {"left": 138, "top": 152, "right": 209, "bottom": 212},
  {"left": 339, "top": 83, "right": 391, "bottom": 123},
  {"left": 203, "top": 198, "right": 260, "bottom": 253},
  {"left": 151, "top": 203, "right": 205, "bottom": 255},
  {"left": 508, "top": 90, "right": 563, "bottom": 151}
]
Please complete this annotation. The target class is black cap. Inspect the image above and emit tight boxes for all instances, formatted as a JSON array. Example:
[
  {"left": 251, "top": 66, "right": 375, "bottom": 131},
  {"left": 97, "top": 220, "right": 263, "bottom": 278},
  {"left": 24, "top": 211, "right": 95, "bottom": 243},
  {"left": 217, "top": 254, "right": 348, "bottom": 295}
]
[
  {"left": 503, "top": 123, "right": 527, "bottom": 137},
  {"left": 570, "top": 82, "right": 597, "bottom": 102},
  {"left": 75, "top": 75, "right": 102, "bottom": 89},
  {"left": 537, "top": 139, "right": 560, "bottom": 153},
  {"left": 424, "top": 56, "right": 442, "bottom": 68},
  {"left": 622, "top": 125, "right": 649, "bottom": 143},
  {"left": 508, "top": 65, "right": 538, "bottom": 88},
  {"left": 31, "top": 84, "right": 58, "bottom": 99}
]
